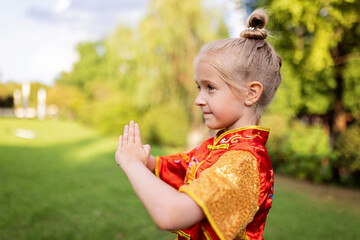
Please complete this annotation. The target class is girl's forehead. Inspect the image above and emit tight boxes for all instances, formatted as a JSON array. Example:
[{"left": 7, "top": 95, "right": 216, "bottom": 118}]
[
  {"left": 195, "top": 60, "right": 217, "bottom": 75},
  {"left": 195, "top": 57, "right": 248, "bottom": 92},
  {"left": 195, "top": 61, "right": 227, "bottom": 85},
  {"left": 196, "top": 52, "right": 234, "bottom": 69}
]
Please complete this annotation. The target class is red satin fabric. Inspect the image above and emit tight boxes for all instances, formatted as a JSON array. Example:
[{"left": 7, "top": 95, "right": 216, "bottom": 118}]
[{"left": 156, "top": 126, "right": 274, "bottom": 240}]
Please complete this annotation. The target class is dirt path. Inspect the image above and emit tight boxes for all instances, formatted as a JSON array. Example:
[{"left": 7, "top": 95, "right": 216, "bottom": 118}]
[{"left": 275, "top": 174, "right": 360, "bottom": 214}]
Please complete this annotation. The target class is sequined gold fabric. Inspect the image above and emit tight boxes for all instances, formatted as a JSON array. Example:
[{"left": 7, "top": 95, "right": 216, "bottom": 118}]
[{"left": 179, "top": 151, "right": 260, "bottom": 240}]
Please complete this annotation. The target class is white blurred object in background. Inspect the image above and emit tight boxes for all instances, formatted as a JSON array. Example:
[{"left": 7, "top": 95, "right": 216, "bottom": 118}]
[
  {"left": 37, "top": 88, "right": 47, "bottom": 120},
  {"left": 21, "top": 82, "right": 31, "bottom": 118},
  {"left": 13, "top": 89, "right": 21, "bottom": 107}
]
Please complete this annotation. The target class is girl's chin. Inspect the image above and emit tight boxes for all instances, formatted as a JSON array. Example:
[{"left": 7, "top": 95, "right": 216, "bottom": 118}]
[{"left": 205, "top": 121, "right": 223, "bottom": 130}]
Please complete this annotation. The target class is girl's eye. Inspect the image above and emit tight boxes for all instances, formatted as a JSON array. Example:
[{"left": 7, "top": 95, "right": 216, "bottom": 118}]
[{"left": 207, "top": 84, "right": 215, "bottom": 91}]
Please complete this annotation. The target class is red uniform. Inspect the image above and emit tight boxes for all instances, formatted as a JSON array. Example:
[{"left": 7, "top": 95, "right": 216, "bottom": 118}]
[{"left": 155, "top": 126, "right": 274, "bottom": 240}]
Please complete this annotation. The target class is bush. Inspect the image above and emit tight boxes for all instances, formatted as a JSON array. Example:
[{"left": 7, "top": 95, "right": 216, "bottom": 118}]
[
  {"left": 275, "top": 121, "right": 334, "bottom": 182},
  {"left": 335, "top": 123, "right": 360, "bottom": 184},
  {"left": 261, "top": 114, "right": 290, "bottom": 170},
  {"left": 77, "top": 96, "right": 139, "bottom": 135},
  {"left": 47, "top": 84, "right": 87, "bottom": 119},
  {"left": 141, "top": 103, "right": 190, "bottom": 147}
]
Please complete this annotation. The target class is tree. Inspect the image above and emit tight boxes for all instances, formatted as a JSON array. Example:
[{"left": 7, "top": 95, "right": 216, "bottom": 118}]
[
  {"left": 136, "top": 0, "right": 228, "bottom": 125},
  {"left": 56, "top": 0, "right": 228, "bottom": 145},
  {"left": 240, "top": 0, "right": 360, "bottom": 145},
  {"left": 58, "top": 42, "right": 107, "bottom": 91}
]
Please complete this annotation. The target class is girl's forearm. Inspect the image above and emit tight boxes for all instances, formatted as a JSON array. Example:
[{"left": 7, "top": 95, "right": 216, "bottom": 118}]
[{"left": 122, "top": 160, "right": 204, "bottom": 230}]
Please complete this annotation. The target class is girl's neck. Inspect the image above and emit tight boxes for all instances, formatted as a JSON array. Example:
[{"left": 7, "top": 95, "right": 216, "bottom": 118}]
[{"left": 224, "top": 117, "right": 259, "bottom": 132}]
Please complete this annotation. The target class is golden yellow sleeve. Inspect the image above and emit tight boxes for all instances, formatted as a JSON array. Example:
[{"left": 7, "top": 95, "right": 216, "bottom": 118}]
[{"left": 179, "top": 150, "right": 260, "bottom": 240}]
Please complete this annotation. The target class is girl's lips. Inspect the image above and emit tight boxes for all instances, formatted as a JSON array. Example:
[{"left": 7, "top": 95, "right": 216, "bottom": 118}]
[{"left": 201, "top": 109, "right": 212, "bottom": 116}]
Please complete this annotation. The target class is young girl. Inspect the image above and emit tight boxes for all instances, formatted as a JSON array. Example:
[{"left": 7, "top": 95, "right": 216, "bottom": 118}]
[{"left": 115, "top": 9, "right": 282, "bottom": 240}]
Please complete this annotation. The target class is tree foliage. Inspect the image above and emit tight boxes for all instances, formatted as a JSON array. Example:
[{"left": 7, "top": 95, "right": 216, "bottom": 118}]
[
  {"left": 335, "top": 123, "right": 360, "bottom": 184},
  {"left": 55, "top": 0, "right": 228, "bottom": 145},
  {"left": 243, "top": 0, "right": 360, "bottom": 138},
  {"left": 241, "top": 0, "right": 360, "bottom": 184}
]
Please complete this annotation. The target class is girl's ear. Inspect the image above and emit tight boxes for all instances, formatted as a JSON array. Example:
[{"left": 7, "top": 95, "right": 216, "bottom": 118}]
[{"left": 245, "top": 81, "right": 263, "bottom": 106}]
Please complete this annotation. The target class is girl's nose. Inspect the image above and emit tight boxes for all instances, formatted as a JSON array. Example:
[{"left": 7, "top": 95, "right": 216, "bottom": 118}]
[{"left": 195, "top": 93, "right": 205, "bottom": 106}]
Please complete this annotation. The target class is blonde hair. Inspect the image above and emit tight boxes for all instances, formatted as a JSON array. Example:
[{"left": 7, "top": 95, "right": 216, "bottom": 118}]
[{"left": 194, "top": 9, "right": 282, "bottom": 121}]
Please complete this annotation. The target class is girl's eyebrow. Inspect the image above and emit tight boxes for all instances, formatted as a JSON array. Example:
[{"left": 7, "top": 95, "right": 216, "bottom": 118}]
[{"left": 197, "top": 79, "right": 217, "bottom": 85}]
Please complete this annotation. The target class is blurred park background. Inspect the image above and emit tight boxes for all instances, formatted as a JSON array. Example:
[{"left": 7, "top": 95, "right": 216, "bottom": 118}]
[{"left": 1, "top": 0, "right": 360, "bottom": 239}]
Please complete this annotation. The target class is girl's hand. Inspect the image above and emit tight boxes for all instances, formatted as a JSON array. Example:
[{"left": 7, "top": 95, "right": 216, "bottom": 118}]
[{"left": 115, "top": 121, "right": 151, "bottom": 170}]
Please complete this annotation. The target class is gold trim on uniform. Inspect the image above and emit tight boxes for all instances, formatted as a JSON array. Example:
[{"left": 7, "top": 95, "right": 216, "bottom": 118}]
[
  {"left": 155, "top": 156, "right": 161, "bottom": 178},
  {"left": 214, "top": 126, "right": 269, "bottom": 145},
  {"left": 179, "top": 150, "right": 260, "bottom": 240},
  {"left": 207, "top": 143, "right": 229, "bottom": 151},
  {"left": 172, "top": 230, "right": 192, "bottom": 240},
  {"left": 202, "top": 226, "right": 213, "bottom": 240}
]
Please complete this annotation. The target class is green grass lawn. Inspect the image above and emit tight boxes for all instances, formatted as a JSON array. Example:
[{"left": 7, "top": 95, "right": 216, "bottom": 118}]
[
  {"left": 265, "top": 175, "right": 360, "bottom": 240},
  {"left": 1, "top": 118, "right": 360, "bottom": 240}
]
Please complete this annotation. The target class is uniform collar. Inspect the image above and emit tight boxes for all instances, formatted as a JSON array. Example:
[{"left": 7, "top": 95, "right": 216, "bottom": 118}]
[{"left": 213, "top": 125, "right": 269, "bottom": 147}]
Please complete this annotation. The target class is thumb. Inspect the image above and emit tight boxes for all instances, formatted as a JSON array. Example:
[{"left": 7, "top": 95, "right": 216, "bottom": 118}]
[{"left": 143, "top": 144, "right": 151, "bottom": 157}]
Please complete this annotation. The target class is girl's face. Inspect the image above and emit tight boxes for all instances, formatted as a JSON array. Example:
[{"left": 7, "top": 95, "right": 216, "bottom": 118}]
[{"left": 194, "top": 60, "right": 247, "bottom": 131}]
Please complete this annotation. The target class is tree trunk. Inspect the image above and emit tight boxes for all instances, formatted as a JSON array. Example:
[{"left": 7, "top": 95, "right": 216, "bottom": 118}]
[{"left": 329, "top": 43, "right": 348, "bottom": 147}]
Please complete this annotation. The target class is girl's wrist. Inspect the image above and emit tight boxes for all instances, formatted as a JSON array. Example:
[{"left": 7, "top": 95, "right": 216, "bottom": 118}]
[{"left": 121, "top": 160, "right": 145, "bottom": 174}]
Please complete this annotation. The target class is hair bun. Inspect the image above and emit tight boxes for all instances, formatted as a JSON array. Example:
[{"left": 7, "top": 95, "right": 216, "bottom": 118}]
[{"left": 240, "top": 9, "right": 268, "bottom": 40}]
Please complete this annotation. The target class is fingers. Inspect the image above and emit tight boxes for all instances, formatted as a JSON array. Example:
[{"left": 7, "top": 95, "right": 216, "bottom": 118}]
[
  {"left": 122, "top": 121, "right": 141, "bottom": 145},
  {"left": 123, "top": 124, "right": 129, "bottom": 145},
  {"left": 115, "top": 135, "right": 122, "bottom": 166},
  {"left": 118, "top": 135, "right": 123, "bottom": 149},
  {"left": 135, "top": 123, "right": 141, "bottom": 145},
  {"left": 128, "top": 120, "right": 135, "bottom": 143}
]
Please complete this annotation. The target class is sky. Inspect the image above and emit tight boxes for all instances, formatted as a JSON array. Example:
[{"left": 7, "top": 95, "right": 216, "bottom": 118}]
[{"left": 0, "top": 0, "right": 246, "bottom": 86}]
